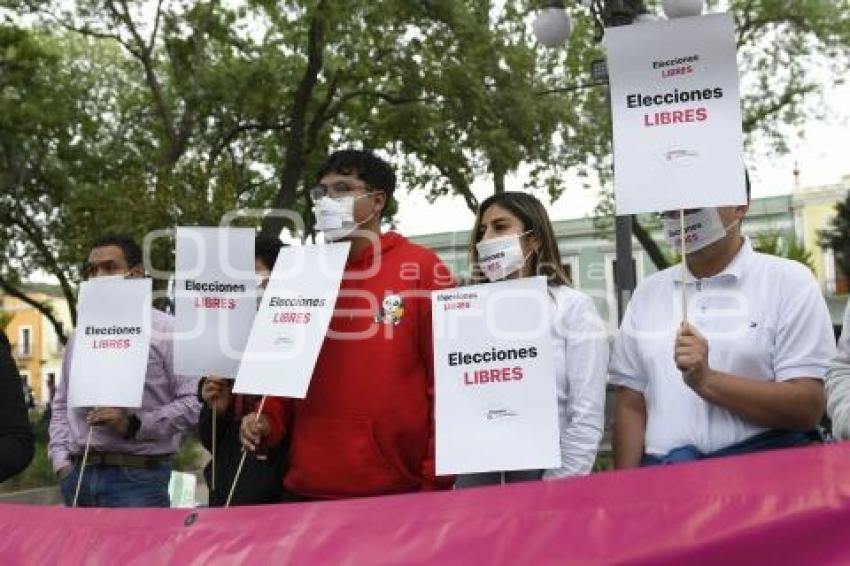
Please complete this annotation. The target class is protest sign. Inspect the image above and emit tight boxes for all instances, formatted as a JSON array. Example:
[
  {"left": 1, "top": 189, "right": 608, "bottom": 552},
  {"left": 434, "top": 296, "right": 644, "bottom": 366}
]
[
  {"left": 68, "top": 277, "right": 153, "bottom": 408},
  {"left": 233, "top": 242, "right": 350, "bottom": 398},
  {"left": 604, "top": 13, "right": 746, "bottom": 214},
  {"left": 432, "top": 277, "right": 560, "bottom": 475},
  {"left": 174, "top": 227, "right": 256, "bottom": 378}
]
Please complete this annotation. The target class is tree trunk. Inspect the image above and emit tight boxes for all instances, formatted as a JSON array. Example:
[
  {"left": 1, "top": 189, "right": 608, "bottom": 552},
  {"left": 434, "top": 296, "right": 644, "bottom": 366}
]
[
  {"left": 261, "top": 3, "right": 327, "bottom": 239},
  {"left": 632, "top": 217, "right": 669, "bottom": 270},
  {"left": 492, "top": 165, "right": 506, "bottom": 195}
]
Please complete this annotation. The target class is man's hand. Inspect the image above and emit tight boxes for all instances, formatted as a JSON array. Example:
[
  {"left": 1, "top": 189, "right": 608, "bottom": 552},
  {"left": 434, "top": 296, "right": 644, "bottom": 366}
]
[
  {"left": 201, "top": 377, "right": 232, "bottom": 414},
  {"left": 86, "top": 407, "right": 130, "bottom": 435},
  {"left": 56, "top": 464, "right": 73, "bottom": 480},
  {"left": 675, "top": 322, "right": 713, "bottom": 391},
  {"left": 239, "top": 412, "right": 270, "bottom": 452}
]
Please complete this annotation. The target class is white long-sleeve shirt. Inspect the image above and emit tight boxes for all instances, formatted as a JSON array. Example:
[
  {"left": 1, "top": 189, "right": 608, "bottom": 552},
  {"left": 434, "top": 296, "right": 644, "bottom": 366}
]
[
  {"left": 454, "top": 284, "right": 608, "bottom": 488},
  {"left": 542, "top": 285, "right": 608, "bottom": 478},
  {"left": 827, "top": 302, "right": 850, "bottom": 440}
]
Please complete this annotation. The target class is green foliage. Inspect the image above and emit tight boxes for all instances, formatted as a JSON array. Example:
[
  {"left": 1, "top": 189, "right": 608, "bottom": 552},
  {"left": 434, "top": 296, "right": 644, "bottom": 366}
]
[
  {"left": 819, "top": 192, "right": 850, "bottom": 277},
  {"left": 0, "top": 311, "right": 12, "bottom": 330},
  {"left": 754, "top": 229, "right": 815, "bottom": 271},
  {"left": 174, "top": 434, "right": 204, "bottom": 473},
  {"left": 1, "top": 0, "right": 848, "bottom": 309},
  {"left": 592, "top": 449, "right": 613, "bottom": 473},
  {"left": 0, "top": 413, "right": 55, "bottom": 493},
  {"left": 0, "top": 441, "right": 55, "bottom": 493}
]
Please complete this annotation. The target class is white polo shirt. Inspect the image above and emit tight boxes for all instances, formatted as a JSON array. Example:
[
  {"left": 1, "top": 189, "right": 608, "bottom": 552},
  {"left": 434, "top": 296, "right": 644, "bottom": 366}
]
[{"left": 609, "top": 238, "right": 836, "bottom": 456}]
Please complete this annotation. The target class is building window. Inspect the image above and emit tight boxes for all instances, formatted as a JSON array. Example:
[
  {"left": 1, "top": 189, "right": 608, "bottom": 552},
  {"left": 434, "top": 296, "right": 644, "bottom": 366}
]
[
  {"left": 19, "top": 326, "right": 32, "bottom": 357},
  {"left": 824, "top": 248, "right": 850, "bottom": 295}
]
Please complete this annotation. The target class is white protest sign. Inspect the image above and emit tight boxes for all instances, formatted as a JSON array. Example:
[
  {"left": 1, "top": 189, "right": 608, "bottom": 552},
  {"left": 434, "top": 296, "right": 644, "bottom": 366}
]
[
  {"left": 233, "top": 242, "right": 350, "bottom": 398},
  {"left": 174, "top": 227, "right": 256, "bottom": 378},
  {"left": 433, "top": 276, "right": 560, "bottom": 475},
  {"left": 68, "top": 278, "right": 153, "bottom": 408},
  {"left": 604, "top": 13, "right": 746, "bottom": 215}
]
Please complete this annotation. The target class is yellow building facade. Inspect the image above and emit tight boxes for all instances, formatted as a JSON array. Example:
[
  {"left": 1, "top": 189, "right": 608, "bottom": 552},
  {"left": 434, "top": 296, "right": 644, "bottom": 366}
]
[
  {"left": 792, "top": 174, "right": 850, "bottom": 297},
  {"left": 1, "top": 288, "right": 72, "bottom": 406}
]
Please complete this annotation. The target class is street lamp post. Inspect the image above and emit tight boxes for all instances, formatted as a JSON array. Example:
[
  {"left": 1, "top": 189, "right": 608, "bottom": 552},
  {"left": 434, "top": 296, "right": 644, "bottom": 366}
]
[{"left": 533, "top": 0, "right": 704, "bottom": 322}]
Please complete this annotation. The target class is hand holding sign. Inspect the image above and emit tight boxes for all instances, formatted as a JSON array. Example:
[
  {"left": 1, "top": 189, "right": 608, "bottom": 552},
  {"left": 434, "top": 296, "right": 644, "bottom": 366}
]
[
  {"left": 239, "top": 412, "right": 270, "bottom": 452},
  {"left": 675, "top": 321, "right": 711, "bottom": 389},
  {"left": 201, "top": 377, "right": 232, "bottom": 414},
  {"left": 86, "top": 408, "right": 130, "bottom": 435},
  {"left": 68, "top": 276, "right": 153, "bottom": 506}
]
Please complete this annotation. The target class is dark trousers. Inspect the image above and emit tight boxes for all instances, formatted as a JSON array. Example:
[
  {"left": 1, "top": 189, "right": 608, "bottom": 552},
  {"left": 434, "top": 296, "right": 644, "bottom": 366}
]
[{"left": 60, "top": 461, "right": 172, "bottom": 508}]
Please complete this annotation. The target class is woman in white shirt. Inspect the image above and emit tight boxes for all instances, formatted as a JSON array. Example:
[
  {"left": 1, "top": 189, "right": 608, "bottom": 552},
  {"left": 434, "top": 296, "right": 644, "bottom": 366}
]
[{"left": 454, "top": 192, "right": 608, "bottom": 487}]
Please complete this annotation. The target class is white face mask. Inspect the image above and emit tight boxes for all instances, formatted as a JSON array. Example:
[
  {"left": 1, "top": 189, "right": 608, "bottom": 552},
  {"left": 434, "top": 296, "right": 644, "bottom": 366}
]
[
  {"left": 312, "top": 194, "right": 376, "bottom": 241},
  {"left": 476, "top": 231, "right": 532, "bottom": 282},
  {"left": 662, "top": 208, "right": 732, "bottom": 254}
]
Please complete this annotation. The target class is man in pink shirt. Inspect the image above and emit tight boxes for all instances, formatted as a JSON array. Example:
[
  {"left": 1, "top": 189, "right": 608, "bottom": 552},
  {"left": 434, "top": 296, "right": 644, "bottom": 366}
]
[{"left": 49, "top": 235, "right": 201, "bottom": 507}]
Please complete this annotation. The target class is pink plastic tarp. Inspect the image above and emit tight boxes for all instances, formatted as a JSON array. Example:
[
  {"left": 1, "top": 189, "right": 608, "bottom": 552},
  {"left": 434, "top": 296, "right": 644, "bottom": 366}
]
[{"left": 2, "top": 442, "right": 850, "bottom": 565}]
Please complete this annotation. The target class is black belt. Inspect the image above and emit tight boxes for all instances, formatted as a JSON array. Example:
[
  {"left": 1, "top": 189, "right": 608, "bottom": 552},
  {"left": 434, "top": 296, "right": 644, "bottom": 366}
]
[{"left": 71, "top": 451, "right": 171, "bottom": 469}]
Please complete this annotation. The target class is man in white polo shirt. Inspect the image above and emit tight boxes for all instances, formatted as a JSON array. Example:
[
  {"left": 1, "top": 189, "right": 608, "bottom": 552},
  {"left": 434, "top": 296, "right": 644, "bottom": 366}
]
[{"left": 610, "top": 185, "right": 836, "bottom": 468}]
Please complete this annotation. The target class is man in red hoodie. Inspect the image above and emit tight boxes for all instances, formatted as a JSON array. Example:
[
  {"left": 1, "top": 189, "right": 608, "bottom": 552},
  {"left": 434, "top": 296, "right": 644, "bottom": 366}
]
[{"left": 241, "top": 149, "right": 455, "bottom": 499}]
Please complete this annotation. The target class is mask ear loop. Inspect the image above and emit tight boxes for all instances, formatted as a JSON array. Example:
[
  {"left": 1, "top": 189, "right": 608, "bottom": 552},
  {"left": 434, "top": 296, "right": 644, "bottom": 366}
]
[
  {"left": 351, "top": 191, "right": 382, "bottom": 230},
  {"left": 507, "top": 231, "right": 538, "bottom": 279},
  {"left": 519, "top": 230, "right": 537, "bottom": 276},
  {"left": 722, "top": 218, "right": 741, "bottom": 233}
]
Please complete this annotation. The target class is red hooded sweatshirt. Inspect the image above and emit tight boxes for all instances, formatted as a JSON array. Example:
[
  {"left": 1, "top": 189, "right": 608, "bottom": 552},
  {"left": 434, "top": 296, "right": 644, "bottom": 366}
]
[{"left": 261, "top": 231, "right": 456, "bottom": 498}]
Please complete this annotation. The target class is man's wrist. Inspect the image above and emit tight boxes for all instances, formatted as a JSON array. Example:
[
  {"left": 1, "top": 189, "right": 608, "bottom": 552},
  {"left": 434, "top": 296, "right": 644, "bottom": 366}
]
[
  {"left": 693, "top": 368, "right": 718, "bottom": 398},
  {"left": 124, "top": 413, "right": 141, "bottom": 439}
]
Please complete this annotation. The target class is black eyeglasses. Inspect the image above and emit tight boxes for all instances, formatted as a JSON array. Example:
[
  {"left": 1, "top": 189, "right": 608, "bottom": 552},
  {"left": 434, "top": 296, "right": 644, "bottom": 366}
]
[{"left": 311, "top": 182, "right": 370, "bottom": 201}]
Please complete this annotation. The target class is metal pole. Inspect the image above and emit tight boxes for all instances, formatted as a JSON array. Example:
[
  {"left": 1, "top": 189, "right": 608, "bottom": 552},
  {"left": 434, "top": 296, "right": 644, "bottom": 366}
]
[
  {"left": 603, "top": 0, "right": 644, "bottom": 322},
  {"left": 614, "top": 215, "right": 635, "bottom": 322},
  {"left": 608, "top": 78, "right": 635, "bottom": 323},
  {"left": 604, "top": 74, "right": 635, "bottom": 323}
]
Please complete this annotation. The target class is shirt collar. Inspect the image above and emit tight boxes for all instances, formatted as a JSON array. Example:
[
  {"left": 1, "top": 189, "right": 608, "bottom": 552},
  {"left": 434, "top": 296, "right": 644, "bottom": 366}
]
[{"left": 678, "top": 236, "right": 752, "bottom": 285}]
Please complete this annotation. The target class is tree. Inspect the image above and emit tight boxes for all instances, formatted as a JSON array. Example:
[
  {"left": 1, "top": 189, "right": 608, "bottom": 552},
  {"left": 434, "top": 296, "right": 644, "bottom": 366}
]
[
  {"left": 754, "top": 229, "right": 815, "bottom": 272},
  {"left": 594, "top": 0, "right": 850, "bottom": 269},
  {"left": 0, "top": 25, "right": 96, "bottom": 344},
  {"left": 8, "top": 0, "right": 606, "bottom": 240},
  {"left": 251, "top": 0, "right": 606, "bottom": 238},
  {"left": 820, "top": 194, "right": 850, "bottom": 278},
  {"left": 2, "top": 0, "right": 849, "bottom": 328},
  {"left": 1, "top": 3, "right": 283, "bottom": 332}
]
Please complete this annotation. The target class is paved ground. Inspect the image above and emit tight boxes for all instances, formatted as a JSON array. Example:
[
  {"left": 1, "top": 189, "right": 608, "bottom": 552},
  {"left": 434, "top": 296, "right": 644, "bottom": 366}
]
[
  {"left": 0, "top": 469, "right": 208, "bottom": 507},
  {"left": 0, "top": 486, "right": 62, "bottom": 505}
]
